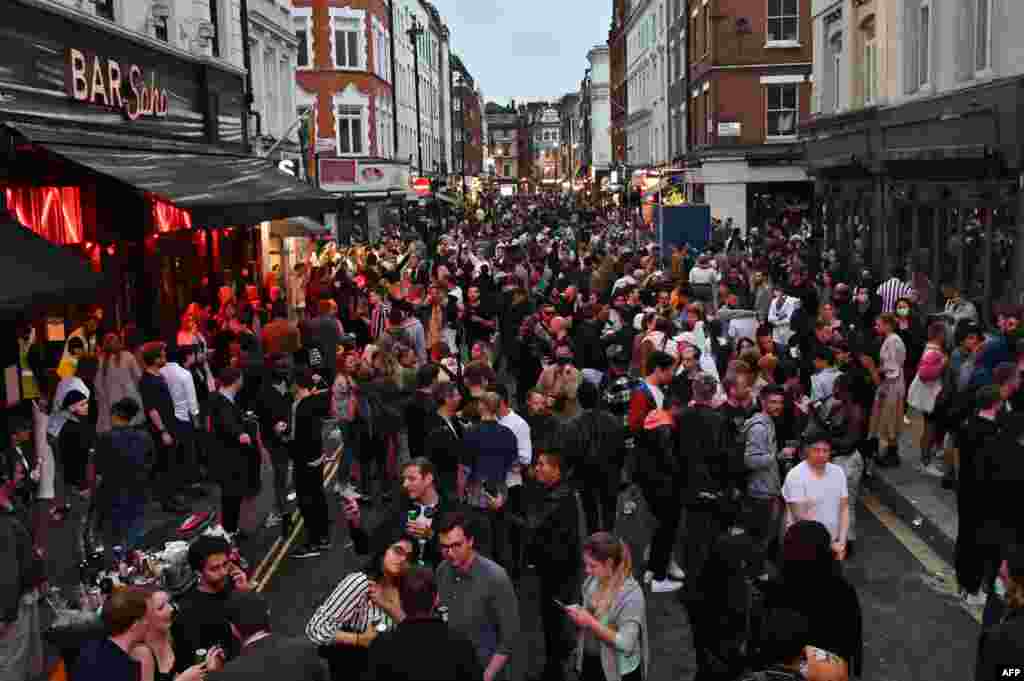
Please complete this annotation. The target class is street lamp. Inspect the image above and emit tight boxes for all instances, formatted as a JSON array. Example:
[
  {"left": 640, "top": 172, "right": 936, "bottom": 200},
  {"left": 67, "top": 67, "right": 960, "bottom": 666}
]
[{"left": 406, "top": 16, "right": 425, "bottom": 175}]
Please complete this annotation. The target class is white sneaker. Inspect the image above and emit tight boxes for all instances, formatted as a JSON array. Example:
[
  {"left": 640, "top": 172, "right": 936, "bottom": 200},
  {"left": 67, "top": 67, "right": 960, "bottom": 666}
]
[
  {"left": 650, "top": 578, "right": 683, "bottom": 593},
  {"left": 963, "top": 590, "right": 987, "bottom": 607},
  {"left": 622, "top": 500, "right": 638, "bottom": 515},
  {"left": 922, "top": 462, "right": 945, "bottom": 478},
  {"left": 668, "top": 560, "right": 686, "bottom": 581}
]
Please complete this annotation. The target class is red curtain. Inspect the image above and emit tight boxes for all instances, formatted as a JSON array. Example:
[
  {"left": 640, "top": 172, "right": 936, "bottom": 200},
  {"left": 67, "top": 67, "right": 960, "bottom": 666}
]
[
  {"left": 5, "top": 186, "right": 84, "bottom": 245},
  {"left": 152, "top": 198, "right": 193, "bottom": 233}
]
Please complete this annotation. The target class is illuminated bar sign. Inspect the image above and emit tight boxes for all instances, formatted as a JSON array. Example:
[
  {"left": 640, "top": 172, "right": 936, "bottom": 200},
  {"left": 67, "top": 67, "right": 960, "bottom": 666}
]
[{"left": 65, "top": 48, "right": 168, "bottom": 120}]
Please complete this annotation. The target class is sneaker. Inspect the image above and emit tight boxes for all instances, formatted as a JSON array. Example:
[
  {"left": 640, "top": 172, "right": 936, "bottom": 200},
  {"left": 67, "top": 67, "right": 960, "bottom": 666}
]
[
  {"left": 643, "top": 570, "right": 653, "bottom": 584},
  {"left": 316, "top": 540, "right": 333, "bottom": 553},
  {"left": 286, "top": 491, "right": 298, "bottom": 503},
  {"left": 264, "top": 512, "right": 283, "bottom": 528},
  {"left": 963, "top": 590, "right": 987, "bottom": 607},
  {"left": 668, "top": 559, "right": 686, "bottom": 581},
  {"left": 921, "top": 462, "right": 945, "bottom": 478},
  {"left": 289, "top": 543, "right": 323, "bottom": 559},
  {"left": 622, "top": 500, "right": 638, "bottom": 516},
  {"left": 650, "top": 578, "right": 683, "bottom": 593}
]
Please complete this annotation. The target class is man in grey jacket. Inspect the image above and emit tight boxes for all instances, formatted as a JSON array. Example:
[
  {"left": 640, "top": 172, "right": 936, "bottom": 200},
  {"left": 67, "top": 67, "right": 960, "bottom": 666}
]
[{"left": 741, "top": 384, "right": 790, "bottom": 573}]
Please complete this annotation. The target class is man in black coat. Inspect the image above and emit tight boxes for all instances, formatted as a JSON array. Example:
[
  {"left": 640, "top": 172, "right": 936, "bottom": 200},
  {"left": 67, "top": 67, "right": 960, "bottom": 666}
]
[
  {"left": 207, "top": 592, "right": 326, "bottom": 681},
  {"left": 560, "top": 381, "right": 624, "bottom": 532},
  {"left": 365, "top": 566, "right": 482, "bottom": 681},
  {"left": 207, "top": 368, "right": 256, "bottom": 538},
  {"left": 525, "top": 449, "right": 585, "bottom": 681},
  {"left": 678, "top": 373, "right": 736, "bottom": 597},
  {"left": 287, "top": 368, "right": 332, "bottom": 559}
]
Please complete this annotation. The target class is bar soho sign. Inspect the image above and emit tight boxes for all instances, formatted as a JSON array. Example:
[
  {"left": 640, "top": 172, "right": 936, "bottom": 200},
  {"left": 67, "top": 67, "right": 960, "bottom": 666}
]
[{"left": 65, "top": 48, "right": 169, "bottom": 120}]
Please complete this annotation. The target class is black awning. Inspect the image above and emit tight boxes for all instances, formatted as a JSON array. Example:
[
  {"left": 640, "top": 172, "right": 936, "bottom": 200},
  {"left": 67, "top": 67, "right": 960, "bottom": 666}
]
[
  {"left": 269, "top": 216, "right": 331, "bottom": 238},
  {"left": 0, "top": 214, "right": 106, "bottom": 313},
  {"left": 5, "top": 122, "right": 339, "bottom": 228}
]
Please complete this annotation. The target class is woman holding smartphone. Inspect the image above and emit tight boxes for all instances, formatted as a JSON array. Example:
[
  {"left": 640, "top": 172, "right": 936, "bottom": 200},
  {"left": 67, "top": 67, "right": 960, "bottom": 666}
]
[
  {"left": 566, "top": 532, "right": 649, "bottom": 681},
  {"left": 305, "top": 539, "right": 412, "bottom": 680}
]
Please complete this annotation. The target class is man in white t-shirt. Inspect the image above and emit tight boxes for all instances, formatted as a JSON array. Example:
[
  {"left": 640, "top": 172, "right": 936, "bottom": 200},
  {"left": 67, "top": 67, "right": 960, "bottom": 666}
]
[{"left": 782, "top": 437, "right": 850, "bottom": 560}]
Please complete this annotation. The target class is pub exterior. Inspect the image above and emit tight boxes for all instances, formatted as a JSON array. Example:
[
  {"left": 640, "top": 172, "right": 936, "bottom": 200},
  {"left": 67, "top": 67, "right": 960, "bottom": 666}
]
[
  {"left": 0, "top": 0, "right": 337, "bottom": 336},
  {"left": 802, "top": 74, "right": 1024, "bottom": 322}
]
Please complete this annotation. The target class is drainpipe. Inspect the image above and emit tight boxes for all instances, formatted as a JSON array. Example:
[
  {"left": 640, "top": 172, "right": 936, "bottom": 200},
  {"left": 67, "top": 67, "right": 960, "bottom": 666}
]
[
  {"left": 389, "top": 0, "right": 399, "bottom": 155},
  {"left": 240, "top": 0, "right": 259, "bottom": 148},
  {"left": 683, "top": 0, "right": 692, "bottom": 154}
]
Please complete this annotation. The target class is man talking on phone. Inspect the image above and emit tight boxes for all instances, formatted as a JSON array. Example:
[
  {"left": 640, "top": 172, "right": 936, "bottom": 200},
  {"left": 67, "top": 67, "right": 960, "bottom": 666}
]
[{"left": 172, "top": 536, "right": 251, "bottom": 672}]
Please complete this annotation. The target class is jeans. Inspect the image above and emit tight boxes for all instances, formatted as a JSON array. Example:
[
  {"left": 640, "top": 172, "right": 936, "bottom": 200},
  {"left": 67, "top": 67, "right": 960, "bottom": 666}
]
[
  {"left": 295, "top": 462, "right": 329, "bottom": 545},
  {"left": 267, "top": 445, "right": 291, "bottom": 515},
  {"left": 683, "top": 502, "right": 725, "bottom": 594},
  {"left": 742, "top": 495, "right": 782, "bottom": 571},
  {"left": 644, "top": 486, "right": 683, "bottom": 580},
  {"left": 833, "top": 451, "right": 864, "bottom": 541}
]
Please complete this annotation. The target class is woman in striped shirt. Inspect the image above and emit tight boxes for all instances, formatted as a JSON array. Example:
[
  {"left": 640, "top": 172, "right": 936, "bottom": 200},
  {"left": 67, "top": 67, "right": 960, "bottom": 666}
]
[{"left": 306, "top": 538, "right": 413, "bottom": 680}]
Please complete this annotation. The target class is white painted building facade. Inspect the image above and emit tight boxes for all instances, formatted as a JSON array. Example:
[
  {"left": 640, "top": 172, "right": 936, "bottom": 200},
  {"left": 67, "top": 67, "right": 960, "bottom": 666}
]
[
  {"left": 392, "top": 0, "right": 452, "bottom": 175},
  {"left": 587, "top": 45, "right": 612, "bottom": 173},
  {"left": 624, "top": 0, "right": 668, "bottom": 169}
]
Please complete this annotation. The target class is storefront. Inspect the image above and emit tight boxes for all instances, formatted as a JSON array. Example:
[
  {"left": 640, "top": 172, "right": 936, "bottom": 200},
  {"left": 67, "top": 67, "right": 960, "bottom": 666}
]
[
  {"left": 802, "top": 75, "right": 1024, "bottom": 321},
  {"left": 0, "top": 0, "right": 338, "bottom": 337},
  {"left": 318, "top": 157, "right": 413, "bottom": 243}
]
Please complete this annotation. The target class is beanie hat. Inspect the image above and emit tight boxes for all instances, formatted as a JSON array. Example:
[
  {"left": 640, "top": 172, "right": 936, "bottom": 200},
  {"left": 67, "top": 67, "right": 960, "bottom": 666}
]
[{"left": 62, "top": 390, "right": 88, "bottom": 410}]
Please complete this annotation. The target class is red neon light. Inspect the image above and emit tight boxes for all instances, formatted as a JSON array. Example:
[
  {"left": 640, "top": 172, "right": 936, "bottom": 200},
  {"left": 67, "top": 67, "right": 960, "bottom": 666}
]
[
  {"left": 4, "top": 186, "right": 84, "bottom": 244},
  {"left": 152, "top": 198, "right": 193, "bottom": 233}
]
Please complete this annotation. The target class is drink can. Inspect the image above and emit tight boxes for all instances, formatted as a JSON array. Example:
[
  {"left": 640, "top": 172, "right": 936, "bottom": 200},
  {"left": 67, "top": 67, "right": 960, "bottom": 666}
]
[{"left": 195, "top": 649, "right": 208, "bottom": 666}]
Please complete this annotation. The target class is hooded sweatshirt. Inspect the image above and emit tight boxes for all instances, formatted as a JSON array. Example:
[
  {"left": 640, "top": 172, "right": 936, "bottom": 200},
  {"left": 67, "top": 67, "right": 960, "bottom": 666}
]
[{"left": 742, "top": 412, "right": 780, "bottom": 498}]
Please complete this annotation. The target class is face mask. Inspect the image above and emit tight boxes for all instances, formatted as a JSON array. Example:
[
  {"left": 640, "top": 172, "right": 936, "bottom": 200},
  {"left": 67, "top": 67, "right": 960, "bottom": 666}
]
[{"left": 896, "top": 308, "right": 910, "bottom": 317}]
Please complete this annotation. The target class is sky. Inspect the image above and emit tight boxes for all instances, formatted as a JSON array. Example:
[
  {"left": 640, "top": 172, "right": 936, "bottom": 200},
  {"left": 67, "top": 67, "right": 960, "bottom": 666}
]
[{"left": 438, "top": 0, "right": 612, "bottom": 104}]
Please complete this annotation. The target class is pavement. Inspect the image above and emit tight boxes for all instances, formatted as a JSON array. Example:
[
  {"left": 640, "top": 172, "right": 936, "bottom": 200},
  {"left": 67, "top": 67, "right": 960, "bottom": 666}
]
[{"left": 38, "top": 424, "right": 983, "bottom": 681}]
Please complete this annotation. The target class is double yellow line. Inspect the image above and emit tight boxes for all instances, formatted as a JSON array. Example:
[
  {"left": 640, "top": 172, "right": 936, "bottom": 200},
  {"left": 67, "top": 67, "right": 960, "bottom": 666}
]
[{"left": 250, "top": 448, "right": 343, "bottom": 592}]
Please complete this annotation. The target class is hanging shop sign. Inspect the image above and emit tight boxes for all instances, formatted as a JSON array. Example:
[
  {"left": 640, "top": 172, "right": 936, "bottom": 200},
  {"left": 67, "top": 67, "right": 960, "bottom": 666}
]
[{"left": 65, "top": 48, "right": 168, "bottom": 120}]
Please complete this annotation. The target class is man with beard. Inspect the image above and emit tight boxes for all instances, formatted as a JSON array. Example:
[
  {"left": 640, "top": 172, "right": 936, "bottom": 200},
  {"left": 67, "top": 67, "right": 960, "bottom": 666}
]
[{"left": 172, "top": 535, "right": 251, "bottom": 670}]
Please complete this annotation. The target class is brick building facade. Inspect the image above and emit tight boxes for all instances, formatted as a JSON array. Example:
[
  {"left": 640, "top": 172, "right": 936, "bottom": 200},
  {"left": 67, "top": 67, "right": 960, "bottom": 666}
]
[{"left": 685, "top": 0, "right": 812, "bottom": 231}]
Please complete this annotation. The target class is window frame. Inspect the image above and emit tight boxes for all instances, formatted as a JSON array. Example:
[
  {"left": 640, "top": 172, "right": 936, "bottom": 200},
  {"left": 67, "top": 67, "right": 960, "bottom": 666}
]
[
  {"left": 294, "top": 11, "right": 313, "bottom": 70},
  {"left": 336, "top": 104, "right": 366, "bottom": 156},
  {"left": 766, "top": 0, "right": 800, "bottom": 47},
  {"left": 335, "top": 22, "right": 361, "bottom": 69},
  {"left": 915, "top": 1, "right": 930, "bottom": 91},
  {"left": 974, "top": 0, "right": 992, "bottom": 76},
  {"left": 765, "top": 82, "right": 799, "bottom": 141},
  {"left": 863, "top": 37, "right": 878, "bottom": 106}
]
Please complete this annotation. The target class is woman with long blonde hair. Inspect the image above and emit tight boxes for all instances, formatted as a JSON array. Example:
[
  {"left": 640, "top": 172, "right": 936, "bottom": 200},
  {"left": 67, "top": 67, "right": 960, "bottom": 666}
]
[{"left": 567, "top": 532, "right": 649, "bottom": 681}]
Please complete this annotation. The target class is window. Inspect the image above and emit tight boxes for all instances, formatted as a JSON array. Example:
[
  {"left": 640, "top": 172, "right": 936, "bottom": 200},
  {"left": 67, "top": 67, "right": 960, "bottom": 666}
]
[
  {"left": 766, "top": 83, "right": 798, "bottom": 137},
  {"left": 767, "top": 0, "right": 799, "bottom": 43},
  {"left": 337, "top": 105, "right": 364, "bottom": 154},
  {"left": 704, "top": 4, "right": 711, "bottom": 54},
  {"left": 295, "top": 16, "right": 310, "bottom": 68},
  {"left": 862, "top": 21, "right": 878, "bottom": 105},
  {"left": 208, "top": 0, "right": 220, "bottom": 57},
  {"left": 833, "top": 52, "right": 842, "bottom": 110},
  {"left": 917, "top": 2, "right": 930, "bottom": 89},
  {"left": 975, "top": 0, "right": 991, "bottom": 73},
  {"left": 154, "top": 16, "right": 169, "bottom": 42},
  {"left": 335, "top": 22, "right": 360, "bottom": 68},
  {"left": 95, "top": 0, "right": 114, "bottom": 21}
]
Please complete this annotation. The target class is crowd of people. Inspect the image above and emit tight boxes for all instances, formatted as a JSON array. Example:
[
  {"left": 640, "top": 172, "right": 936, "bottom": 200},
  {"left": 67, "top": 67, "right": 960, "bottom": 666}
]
[{"left": 2, "top": 192, "right": 1024, "bottom": 681}]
